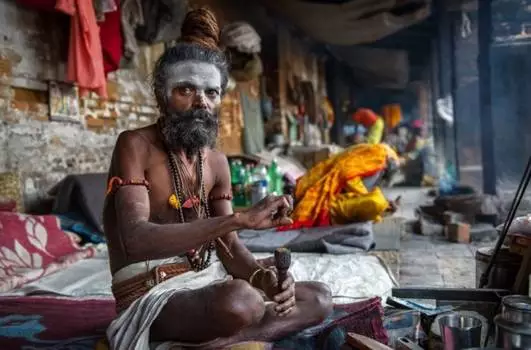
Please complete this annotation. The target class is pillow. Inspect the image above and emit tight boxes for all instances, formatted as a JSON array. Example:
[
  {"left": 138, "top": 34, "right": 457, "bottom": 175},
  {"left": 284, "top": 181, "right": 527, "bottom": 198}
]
[
  {"left": 274, "top": 297, "right": 388, "bottom": 349},
  {"left": 329, "top": 297, "right": 388, "bottom": 344},
  {"left": 0, "top": 212, "right": 95, "bottom": 292},
  {"left": 0, "top": 172, "right": 24, "bottom": 212}
]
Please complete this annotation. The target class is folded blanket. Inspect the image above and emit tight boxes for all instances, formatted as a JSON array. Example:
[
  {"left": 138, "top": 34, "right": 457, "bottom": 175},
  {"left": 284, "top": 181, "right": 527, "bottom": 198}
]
[
  {"left": 239, "top": 221, "right": 375, "bottom": 254},
  {"left": 50, "top": 173, "right": 107, "bottom": 234},
  {"left": 106, "top": 262, "right": 230, "bottom": 350}
]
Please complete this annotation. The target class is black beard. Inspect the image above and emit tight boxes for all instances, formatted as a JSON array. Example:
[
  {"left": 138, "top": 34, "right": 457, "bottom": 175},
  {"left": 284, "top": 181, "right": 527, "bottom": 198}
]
[{"left": 160, "top": 108, "right": 218, "bottom": 157}]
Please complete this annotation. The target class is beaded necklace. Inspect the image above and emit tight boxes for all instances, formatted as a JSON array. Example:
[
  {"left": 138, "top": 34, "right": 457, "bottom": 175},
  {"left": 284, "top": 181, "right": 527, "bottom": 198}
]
[{"left": 158, "top": 119, "right": 215, "bottom": 271}]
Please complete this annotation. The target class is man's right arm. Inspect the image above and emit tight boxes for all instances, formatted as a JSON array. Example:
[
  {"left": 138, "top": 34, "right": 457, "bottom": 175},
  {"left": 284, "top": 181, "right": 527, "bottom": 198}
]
[{"left": 109, "top": 131, "right": 247, "bottom": 265}]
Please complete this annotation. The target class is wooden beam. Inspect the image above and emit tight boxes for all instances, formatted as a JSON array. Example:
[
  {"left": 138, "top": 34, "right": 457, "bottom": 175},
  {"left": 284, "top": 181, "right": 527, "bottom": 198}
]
[{"left": 478, "top": 0, "right": 496, "bottom": 194}]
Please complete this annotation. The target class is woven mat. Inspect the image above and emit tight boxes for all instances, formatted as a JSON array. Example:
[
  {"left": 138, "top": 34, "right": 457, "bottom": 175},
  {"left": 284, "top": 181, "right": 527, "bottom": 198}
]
[
  {"left": 369, "top": 250, "right": 400, "bottom": 282},
  {"left": 370, "top": 216, "right": 404, "bottom": 281}
]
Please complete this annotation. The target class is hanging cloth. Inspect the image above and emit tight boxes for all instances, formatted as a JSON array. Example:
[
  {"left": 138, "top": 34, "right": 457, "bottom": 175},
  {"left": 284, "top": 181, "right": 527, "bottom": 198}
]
[
  {"left": 93, "top": 0, "right": 117, "bottom": 22},
  {"left": 120, "top": 0, "right": 144, "bottom": 66},
  {"left": 56, "top": 0, "right": 107, "bottom": 98},
  {"left": 135, "top": 0, "right": 189, "bottom": 44},
  {"left": 381, "top": 104, "right": 402, "bottom": 131},
  {"left": 240, "top": 81, "right": 265, "bottom": 155},
  {"left": 99, "top": 6, "right": 123, "bottom": 75}
]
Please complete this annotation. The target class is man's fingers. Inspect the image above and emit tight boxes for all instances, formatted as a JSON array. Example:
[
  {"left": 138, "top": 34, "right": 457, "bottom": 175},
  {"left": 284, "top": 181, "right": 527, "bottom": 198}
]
[
  {"left": 278, "top": 307, "right": 294, "bottom": 317},
  {"left": 263, "top": 269, "right": 277, "bottom": 288},
  {"left": 268, "top": 195, "right": 291, "bottom": 210},
  {"left": 285, "top": 194, "right": 294, "bottom": 208},
  {"left": 274, "top": 287, "right": 294, "bottom": 303},
  {"left": 274, "top": 216, "right": 293, "bottom": 226},
  {"left": 275, "top": 297, "right": 296, "bottom": 314},
  {"left": 281, "top": 276, "right": 294, "bottom": 290}
]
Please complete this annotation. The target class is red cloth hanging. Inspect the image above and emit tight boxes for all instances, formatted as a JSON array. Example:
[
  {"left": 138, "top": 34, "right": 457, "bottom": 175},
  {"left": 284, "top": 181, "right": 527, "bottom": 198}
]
[
  {"left": 98, "top": 7, "right": 123, "bottom": 75},
  {"left": 56, "top": 0, "right": 107, "bottom": 98}
]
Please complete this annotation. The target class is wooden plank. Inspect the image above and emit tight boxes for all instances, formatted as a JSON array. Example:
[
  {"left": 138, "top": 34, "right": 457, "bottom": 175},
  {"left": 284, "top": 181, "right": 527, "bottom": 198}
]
[{"left": 344, "top": 333, "right": 392, "bottom": 350}]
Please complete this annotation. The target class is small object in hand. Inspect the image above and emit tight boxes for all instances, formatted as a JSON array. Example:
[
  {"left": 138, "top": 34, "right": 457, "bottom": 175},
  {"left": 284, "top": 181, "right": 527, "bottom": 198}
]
[
  {"left": 216, "top": 237, "right": 233, "bottom": 258},
  {"left": 274, "top": 247, "right": 291, "bottom": 293}
]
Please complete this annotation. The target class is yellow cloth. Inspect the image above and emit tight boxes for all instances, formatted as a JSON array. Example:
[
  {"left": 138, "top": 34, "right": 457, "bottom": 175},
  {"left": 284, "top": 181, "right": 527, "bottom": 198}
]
[
  {"left": 288, "top": 143, "right": 398, "bottom": 228},
  {"left": 381, "top": 104, "right": 402, "bottom": 130},
  {"left": 330, "top": 187, "right": 389, "bottom": 225},
  {"left": 322, "top": 97, "right": 335, "bottom": 126},
  {"left": 366, "top": 117, "right": 384, "bottom": 144}
]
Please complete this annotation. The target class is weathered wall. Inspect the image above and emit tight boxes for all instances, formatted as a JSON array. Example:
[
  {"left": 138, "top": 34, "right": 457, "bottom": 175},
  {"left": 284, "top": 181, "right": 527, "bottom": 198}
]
[{"left": 0, "top": 0, "right": 159, "bottom": 207}]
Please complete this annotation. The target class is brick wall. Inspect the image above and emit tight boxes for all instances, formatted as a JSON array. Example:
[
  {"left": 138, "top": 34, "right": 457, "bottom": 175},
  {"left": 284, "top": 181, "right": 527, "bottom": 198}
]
[{"left": 0, "top": 0, "right": 160, "bottom": 207}]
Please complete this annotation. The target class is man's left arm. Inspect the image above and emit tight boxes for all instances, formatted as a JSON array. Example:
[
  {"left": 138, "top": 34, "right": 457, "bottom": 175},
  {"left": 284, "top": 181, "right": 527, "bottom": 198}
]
[{"left": 209, "top": 153, "right": 263, "bottom": 287}]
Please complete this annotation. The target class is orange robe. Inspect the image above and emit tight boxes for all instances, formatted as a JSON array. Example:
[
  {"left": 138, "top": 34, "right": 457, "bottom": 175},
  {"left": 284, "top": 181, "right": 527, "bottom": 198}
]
[{"left": 283, "top": 144, "right": 399, "bottom": 229}]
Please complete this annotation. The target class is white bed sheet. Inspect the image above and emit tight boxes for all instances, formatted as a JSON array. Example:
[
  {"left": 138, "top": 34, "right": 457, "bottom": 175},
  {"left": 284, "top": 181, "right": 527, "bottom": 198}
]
[{"left": 1, "top": 246, "right": 397, "bottom": 303}]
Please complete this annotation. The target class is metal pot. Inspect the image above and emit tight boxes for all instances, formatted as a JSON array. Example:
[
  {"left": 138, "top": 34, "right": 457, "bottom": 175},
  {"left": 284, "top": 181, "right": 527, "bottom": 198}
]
[
  {"left": 475, "top": 247, "right": 521, "bottom": 289},
  {"left": 495, "top": 314, "right": 531, "bottom": 349},
  {"left": 502, "top": 295, "right": 531, "bottom": 324}
]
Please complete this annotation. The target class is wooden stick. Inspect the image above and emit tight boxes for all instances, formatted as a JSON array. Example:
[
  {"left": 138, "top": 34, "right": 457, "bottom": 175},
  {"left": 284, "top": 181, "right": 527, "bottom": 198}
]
[
  {"left": 513, "top": 244, "right": 531, "bottom": 294},
  {"left": 345, "top": 333, "right": 393, "bottom": 350},
  {"left": 216, "top": 237, "right": 233, "bottom": 258}
]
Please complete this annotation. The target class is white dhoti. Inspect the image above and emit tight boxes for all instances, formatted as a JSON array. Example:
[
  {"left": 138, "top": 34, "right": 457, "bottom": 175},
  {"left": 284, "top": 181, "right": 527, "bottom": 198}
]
[
  {"left": 106, "top": 259, "right": 230, "bottom": 350},
  {"left": 106, "top": 252, "right": 396, "bottom": 349}
]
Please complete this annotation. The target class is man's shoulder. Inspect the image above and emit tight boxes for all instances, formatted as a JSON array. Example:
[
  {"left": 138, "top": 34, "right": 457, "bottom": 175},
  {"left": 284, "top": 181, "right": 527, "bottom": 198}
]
[
  {"left": 206, "top": 149, "right": 230, "bottom": 183},
  {"left": 207, "top": 148, "right": 229, "bottom": 165},
  {"left": 116, "top": 125, "right": 157, "bottom": 152}
]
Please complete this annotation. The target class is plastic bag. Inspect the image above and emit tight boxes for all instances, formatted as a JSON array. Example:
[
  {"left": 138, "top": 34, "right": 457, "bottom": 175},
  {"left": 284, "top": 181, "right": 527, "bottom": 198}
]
[{"left": 497, "top": 214, "right": 531, "bottom": 235}]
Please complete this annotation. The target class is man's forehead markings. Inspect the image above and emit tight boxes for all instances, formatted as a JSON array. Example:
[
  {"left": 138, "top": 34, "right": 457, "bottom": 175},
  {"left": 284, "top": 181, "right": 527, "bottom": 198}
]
[{"left": 166, "top": 61, "right": 222, "bottom": 91}]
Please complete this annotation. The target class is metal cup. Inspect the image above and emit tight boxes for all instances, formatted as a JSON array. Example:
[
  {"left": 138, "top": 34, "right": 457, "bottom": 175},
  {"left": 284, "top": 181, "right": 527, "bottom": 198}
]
[{"left": 439, "top": 314, "right": 483, "bottom": 350}]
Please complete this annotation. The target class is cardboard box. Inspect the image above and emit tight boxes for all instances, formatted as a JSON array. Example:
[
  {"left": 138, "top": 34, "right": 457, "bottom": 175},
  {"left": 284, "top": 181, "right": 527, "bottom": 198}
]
[{"left": 447, "top": 223, "right": 470, "bottom": 243}]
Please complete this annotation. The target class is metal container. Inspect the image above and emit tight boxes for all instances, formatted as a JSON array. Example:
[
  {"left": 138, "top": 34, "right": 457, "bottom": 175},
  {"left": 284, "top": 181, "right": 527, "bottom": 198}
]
[
  {"left": 475, "top": 247, "right": 522, "bottom": 289},
  {"left": 439, "top": 314, "right": 483, "bottom": 350},
  {"left": 502, "top": 295, "right": 531, "bottom": 324},
  {"left": 495, "top": 314, "right": 531, "bottom": 349}
]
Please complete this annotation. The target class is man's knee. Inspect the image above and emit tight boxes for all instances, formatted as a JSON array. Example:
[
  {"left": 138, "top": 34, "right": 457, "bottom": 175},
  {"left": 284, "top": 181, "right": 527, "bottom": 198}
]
[
  {"left": 216, "top": 279, "right": 265, "bottom": 331},
  {"left": 306, "top": 282, "right": 334, "bottom": 324}
]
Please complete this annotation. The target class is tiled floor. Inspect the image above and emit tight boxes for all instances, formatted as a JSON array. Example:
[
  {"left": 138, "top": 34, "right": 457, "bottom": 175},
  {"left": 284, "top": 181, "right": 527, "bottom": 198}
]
[
  {"left": 399, "top": 233, "right": 492, "bottom": 288},
  {"left": 381, "top": 186, "right": 496, "bottom": 288}
]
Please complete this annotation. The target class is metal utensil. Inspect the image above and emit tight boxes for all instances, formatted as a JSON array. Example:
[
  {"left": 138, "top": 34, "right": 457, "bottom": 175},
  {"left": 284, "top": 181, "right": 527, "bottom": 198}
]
[
  {"left": 495, "top": 314, "right": 531, "bottom": 349},
  {"left": 502, "top": 295, "right": 531, "bottom": 324},
  {"left": 439, "top": 314, "right": 483, "bottom": 350}
]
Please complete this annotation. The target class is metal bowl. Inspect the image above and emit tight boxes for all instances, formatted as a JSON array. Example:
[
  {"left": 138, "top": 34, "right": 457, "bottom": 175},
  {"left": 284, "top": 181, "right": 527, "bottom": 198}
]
[
  {"left": 502, "top": 295, "right": 531, "bottom": 324},
  {"left": 495, "top": 314, "right": 531, "bottom": 349}
]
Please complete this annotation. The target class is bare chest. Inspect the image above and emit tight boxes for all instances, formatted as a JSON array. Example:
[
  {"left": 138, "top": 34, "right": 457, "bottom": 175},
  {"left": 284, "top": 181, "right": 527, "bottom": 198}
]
[{"left": 145, "top": 160, "right": 215, "bottom": 224}]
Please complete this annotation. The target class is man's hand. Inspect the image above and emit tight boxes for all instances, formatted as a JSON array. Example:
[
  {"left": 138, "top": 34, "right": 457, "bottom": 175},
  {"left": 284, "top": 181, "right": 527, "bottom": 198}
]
[
  {"left": 259, "top": 268, "right": 296, "bottom": 316},
  {"left": 240, "top": 195, "right": 293, "bottom": 229}
]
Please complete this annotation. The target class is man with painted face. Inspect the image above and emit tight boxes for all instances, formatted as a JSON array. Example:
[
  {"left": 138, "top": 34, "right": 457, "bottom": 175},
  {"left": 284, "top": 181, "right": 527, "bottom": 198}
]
[{"left": 103, "top": 8, "right": 332, "bottom": 349}]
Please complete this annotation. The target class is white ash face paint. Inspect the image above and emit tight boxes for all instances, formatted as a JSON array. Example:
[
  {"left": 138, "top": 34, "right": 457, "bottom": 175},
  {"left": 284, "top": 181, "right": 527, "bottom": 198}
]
[{"left": 165, "top": 60, "right": 222, "bottom": 104}]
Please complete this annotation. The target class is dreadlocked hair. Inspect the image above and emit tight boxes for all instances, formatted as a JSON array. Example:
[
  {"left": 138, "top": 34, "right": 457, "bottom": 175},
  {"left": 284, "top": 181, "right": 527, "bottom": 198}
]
[{"left": 152, "top": 7, "right": 229, "bottom": 111}]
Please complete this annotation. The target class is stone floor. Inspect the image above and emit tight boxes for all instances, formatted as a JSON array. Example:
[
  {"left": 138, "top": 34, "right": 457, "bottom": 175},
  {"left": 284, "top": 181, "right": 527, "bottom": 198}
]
[
  {"left": 399, "top": 233, "right": 492, "bottom": 288},
  {"left": 381, "top": 186, "right": 496, "bottom": 288}
]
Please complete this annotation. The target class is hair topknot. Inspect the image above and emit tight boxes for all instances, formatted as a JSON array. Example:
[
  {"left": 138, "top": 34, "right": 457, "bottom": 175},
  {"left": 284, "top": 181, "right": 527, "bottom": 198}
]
[{"left": 179, "top": 7, "right": 220, "bottom": 51}]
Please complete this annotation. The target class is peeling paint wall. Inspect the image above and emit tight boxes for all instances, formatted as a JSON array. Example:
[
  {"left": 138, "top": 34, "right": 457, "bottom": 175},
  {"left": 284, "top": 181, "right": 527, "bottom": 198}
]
[{"left": 0, "top": 0, "right": 160, "bottom": 207}]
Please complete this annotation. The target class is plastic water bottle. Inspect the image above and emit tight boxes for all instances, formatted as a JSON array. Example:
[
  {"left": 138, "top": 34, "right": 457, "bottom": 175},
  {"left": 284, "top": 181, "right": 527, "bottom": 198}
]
[
  {"left": 230, "top": 160, "right": 242, "bottom": 185},
  {"left": 251, "top": 180, "right": 268, "bottom": 205},
  {"left": 268, "top": 159, "right": 284, "bottom": 195}
]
